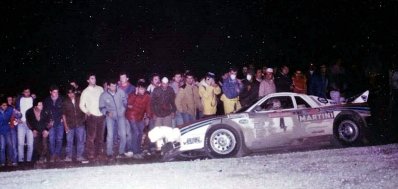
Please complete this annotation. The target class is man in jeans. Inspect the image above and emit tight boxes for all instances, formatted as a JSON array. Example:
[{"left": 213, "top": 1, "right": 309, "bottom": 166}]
[
  {"left": 6, "top": 95, "right": 19, "bottom": 166},
  {"left": 62, "top": 88, "right": 87, "bottom": 162},
  {"left": 125, "top": 81, "right": 151, "bottom": 159},
  {"left": 99, "top": 79, "right": 128, "bottom": 159},
  {"left": 0, "top": 99, "right": 19, "bottom": 166},
  {"left": 118, "top": 72, "right": 135, "bottom": 153},
  {"left": 43, "top": 85, "right": 64, "bottom": 162},
  {"left": 79, "top": 73, "right": 106, "bottom": 161},
  {"left": 175, "top": 72, "right": 201, "bottom": 124},
  {"left": 15, "top": 87, "right": 34, "bottom": 163},
  {"left": 169, "top": 71, "right": 184, "bottom": 127},
  {"left": 151, "top": 77, "right": 176, "bottom": 128}
]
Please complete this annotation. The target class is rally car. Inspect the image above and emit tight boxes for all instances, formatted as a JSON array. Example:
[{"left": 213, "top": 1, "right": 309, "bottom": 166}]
[{"left": 150, "top": 91, "right": 371, "bottom": 161}]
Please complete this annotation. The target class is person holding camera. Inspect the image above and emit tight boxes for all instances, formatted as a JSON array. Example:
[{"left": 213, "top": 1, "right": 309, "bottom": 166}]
[{"left": 199, "top": 72, "right": 221, "bottom": 117}]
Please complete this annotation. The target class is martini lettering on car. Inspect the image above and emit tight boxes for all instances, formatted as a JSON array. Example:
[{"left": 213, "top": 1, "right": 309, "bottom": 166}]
[{"left": 298, "top": 111, "right": 335, "bottom": 122}]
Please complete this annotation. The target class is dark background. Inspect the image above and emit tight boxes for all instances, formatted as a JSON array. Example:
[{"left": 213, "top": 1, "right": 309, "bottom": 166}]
[{"left": 1, "top": 0, "right": 397, "bottom": 97}]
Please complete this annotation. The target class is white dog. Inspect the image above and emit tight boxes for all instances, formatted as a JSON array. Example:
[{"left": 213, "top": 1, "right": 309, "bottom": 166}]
[{"left": 148, "top": 126, "right": 181, "bottom": 151}]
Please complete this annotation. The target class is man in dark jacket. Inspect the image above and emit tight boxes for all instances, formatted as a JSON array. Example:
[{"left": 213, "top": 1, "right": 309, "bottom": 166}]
[
  {"left": 62, "top": 88, "right": 87, "bottom": 162},
  {"left": 275, "top": 65, "right": 293, "bottom": 92},
  {"left": 26, "top": 98, "right": 49, "bottom": 163},
  {"left": 239, "top": 71, "right": 260, "bottom": 107},
  {"left": 309, "top": 64, "right": 329, "bottom": 98},
  {"left": 151, "top": 77, "right": 176, "bottom": 127},
  {"left": 43, "top": 85, "right": 64, "bottom": 162}
]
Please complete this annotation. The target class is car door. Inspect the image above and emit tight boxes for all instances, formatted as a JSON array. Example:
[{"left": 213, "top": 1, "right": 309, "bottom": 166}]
[
  {"left": 295, "top": 96, "right": 335, "bottom": 138},
  {"left": 248, "top": 95, "right": 300, "bottom": 150}
]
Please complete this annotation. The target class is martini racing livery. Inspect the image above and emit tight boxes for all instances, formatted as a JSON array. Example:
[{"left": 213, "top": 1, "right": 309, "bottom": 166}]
[{"left": 153, "top": 91, "right": 371, "bottom": 161}]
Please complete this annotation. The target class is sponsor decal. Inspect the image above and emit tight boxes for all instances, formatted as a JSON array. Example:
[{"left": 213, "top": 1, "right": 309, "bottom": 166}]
[
  {"left": 268, "top": 112, "right": 294, "bottom": 118},
  {"left": 183, "top": 137, "right": 202, "bottom": 145},
  {"left": 361, "top": 95, "right": 368, "bottom": 102},
  {"left": 254, "top": 122, "right": 266, "bottom": 138},
  {"left": 303, "top": 108, "right": 320, "bottom": 114},
  {"left": 311, "top": 130, "right": 325, "bottom": 134},
  {"left": 227, "top": 113, "right": 248, "bottom": 119},
  {"left": 299, "top": 111, "right": 334, "bottom": 122},
  {"left": 238, "top": 119, "right": 249, "bottom": 124},
  {"left": 317, "top": 97, "right": 328, "bottom": 104}
]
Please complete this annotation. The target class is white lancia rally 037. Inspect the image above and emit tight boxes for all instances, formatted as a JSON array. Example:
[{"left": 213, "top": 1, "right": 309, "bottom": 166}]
[{"left": 149, "top": 91, "right": 371, "bottom": 161}]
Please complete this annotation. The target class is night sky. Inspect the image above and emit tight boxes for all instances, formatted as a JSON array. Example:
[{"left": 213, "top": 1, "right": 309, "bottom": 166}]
[{"left": 1, "top": 0, "right": 397, "bottom": 96}]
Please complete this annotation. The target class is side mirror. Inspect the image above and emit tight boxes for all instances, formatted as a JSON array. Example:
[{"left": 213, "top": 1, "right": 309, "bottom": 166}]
[{"left": 254, "top": 105, "right": 262, "bottom": 112}]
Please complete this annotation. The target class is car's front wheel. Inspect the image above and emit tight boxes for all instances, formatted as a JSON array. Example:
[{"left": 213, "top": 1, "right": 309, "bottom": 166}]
[
  {"left": 205, "top": 125, "right": 241, "bottom": 158},
  {"left": 333, "top": 114, "right": 365, "bottom": 146}
]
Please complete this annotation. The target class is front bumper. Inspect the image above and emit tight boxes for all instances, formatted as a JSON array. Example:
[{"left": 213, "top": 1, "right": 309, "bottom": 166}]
[{"left": 161, "top": 142, "right": 181, "bottom": 161}]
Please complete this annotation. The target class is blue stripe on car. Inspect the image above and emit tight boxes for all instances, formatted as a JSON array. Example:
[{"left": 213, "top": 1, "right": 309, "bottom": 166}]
[{"left": 180, "top": 117, "right": 220, "bottom": 135}]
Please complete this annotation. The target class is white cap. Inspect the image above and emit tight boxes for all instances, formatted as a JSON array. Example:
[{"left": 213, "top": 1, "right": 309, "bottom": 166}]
[
  {"left": 266, "top": 68, "right": 274, "bottom": 73},
  {"left": 161, "top": 77, "right": 169, "bottom": 84}
]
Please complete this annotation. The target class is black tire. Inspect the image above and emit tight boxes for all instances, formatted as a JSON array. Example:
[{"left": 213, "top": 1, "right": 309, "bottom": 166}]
[
  {"left": 205, "top": 125, "right": 241, "bottom": 158},
  {"left": 333, "top": 114, "right": 365, "bottom": 146}
]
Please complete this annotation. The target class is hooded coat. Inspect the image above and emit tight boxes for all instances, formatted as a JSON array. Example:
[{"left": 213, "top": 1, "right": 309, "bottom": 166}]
[{"left": 198, "top": 79, "right": 221, "bottom": 116}]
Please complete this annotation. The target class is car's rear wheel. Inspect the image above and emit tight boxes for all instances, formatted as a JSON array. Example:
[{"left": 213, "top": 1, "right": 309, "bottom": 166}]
[
  {"left": 205, "top": 125, "right": 241, "bottom": 158},
  {"left": 333, "top": 114, "right": 364, "bottom": 146}
]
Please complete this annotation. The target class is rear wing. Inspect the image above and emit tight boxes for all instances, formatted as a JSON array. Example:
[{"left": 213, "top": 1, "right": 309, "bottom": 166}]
[{"left": 350, "top": 90, "right": 369, "bottom": 103}]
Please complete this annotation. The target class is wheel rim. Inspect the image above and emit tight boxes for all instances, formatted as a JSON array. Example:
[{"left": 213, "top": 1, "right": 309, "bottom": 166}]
[
  {"left": 338, "top": 120, "right": 359, "bottom": 142},
  {"left": 209, "top": 129, "right": 237, "bottom": 155}
]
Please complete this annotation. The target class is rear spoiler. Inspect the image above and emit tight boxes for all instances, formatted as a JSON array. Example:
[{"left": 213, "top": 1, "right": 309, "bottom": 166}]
[{"left": 351, "top": 90, "right": 369, "bottom": 103}]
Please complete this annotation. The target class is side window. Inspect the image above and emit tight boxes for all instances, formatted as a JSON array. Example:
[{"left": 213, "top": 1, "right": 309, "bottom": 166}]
[
  {"left": 295, "top": 96, "right": 311, "bottom": 109},
  {"left": 260, "top": 96, "right": 294, "bottom": 111}
]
